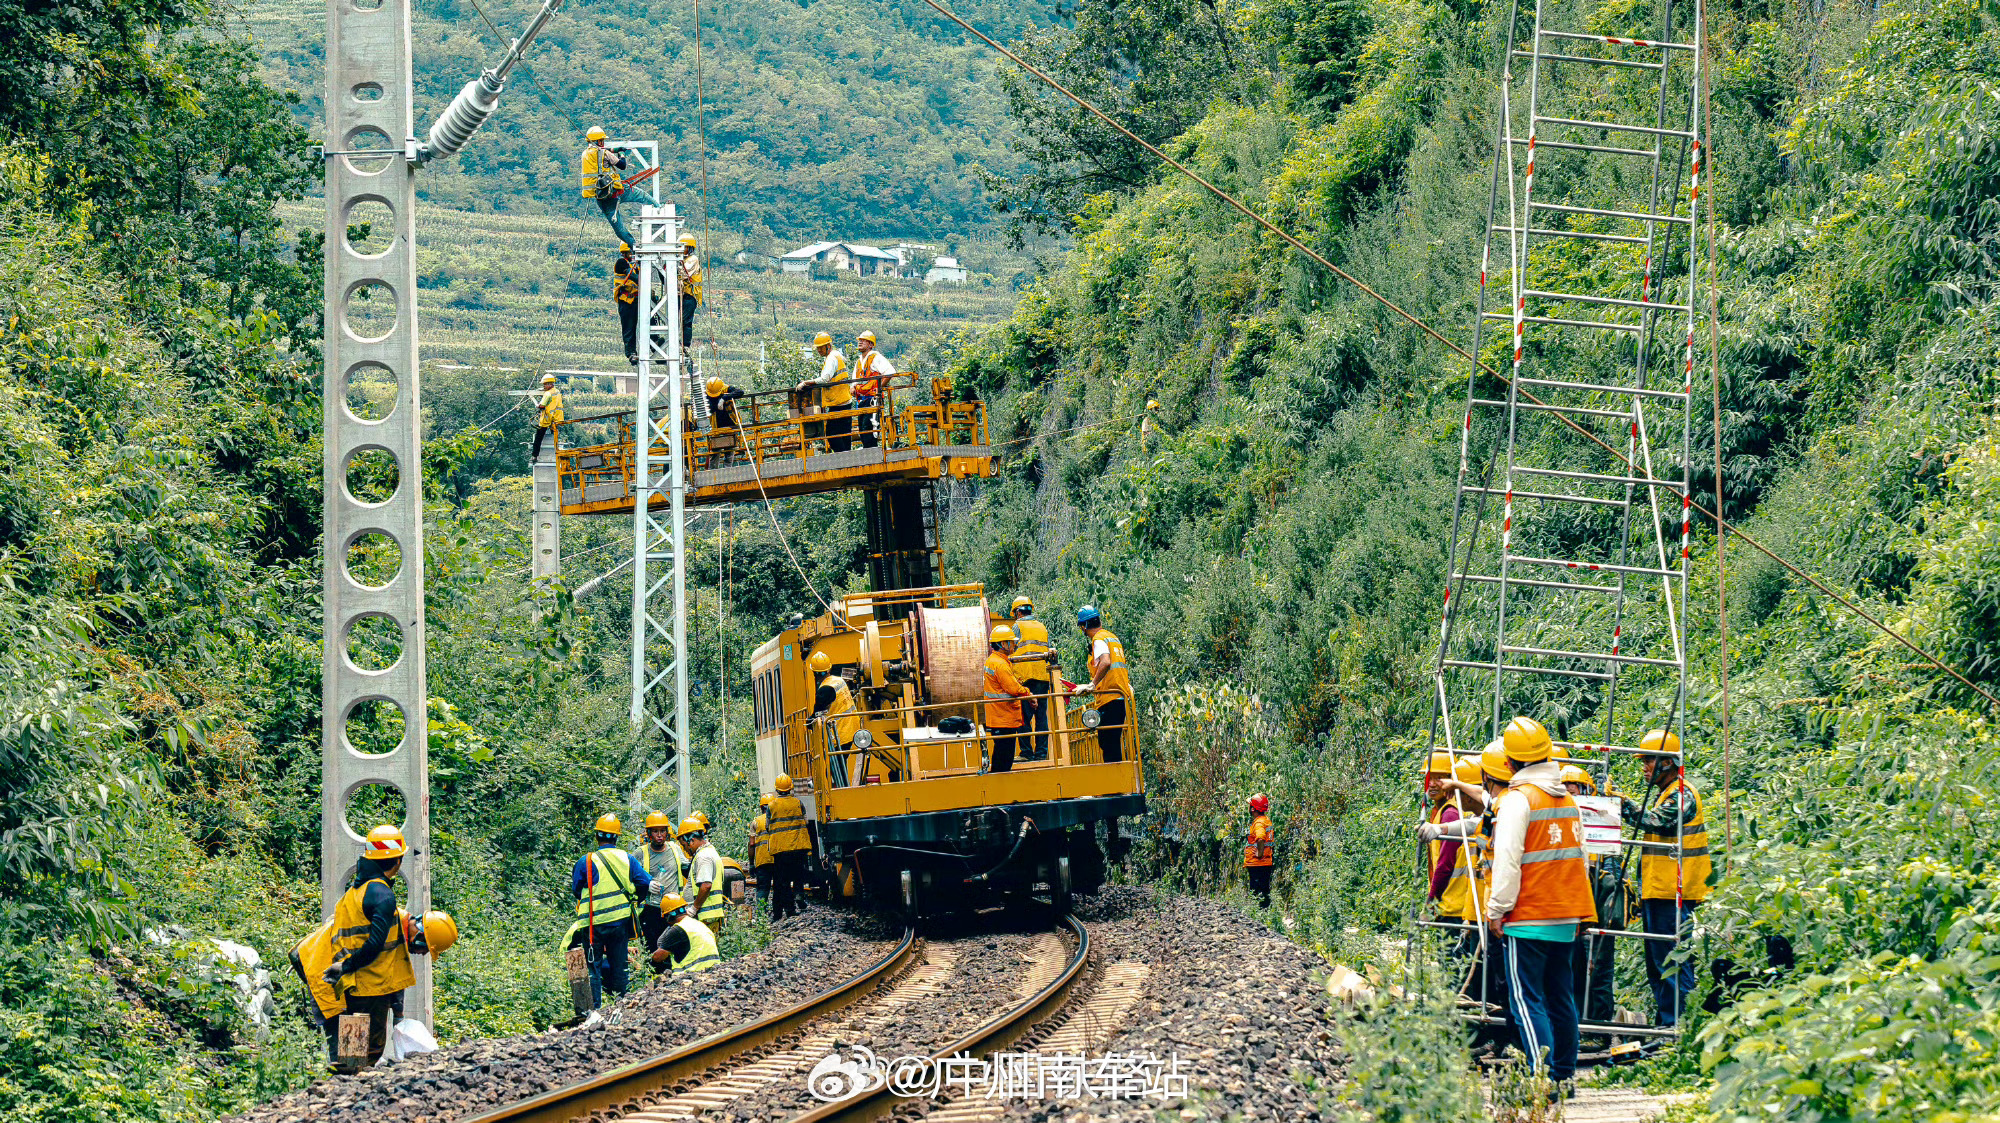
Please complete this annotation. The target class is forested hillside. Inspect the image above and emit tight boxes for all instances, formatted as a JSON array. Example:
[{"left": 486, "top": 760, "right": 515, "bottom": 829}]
[
  {"left": 5, "top": 0, "right": 2000, "bottom": 1113},
  {"left": 236, "top": 0, "right": 1051, "bottom": 241}
]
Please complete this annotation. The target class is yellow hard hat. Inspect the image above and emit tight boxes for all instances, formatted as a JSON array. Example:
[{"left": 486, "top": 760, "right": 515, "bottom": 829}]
[
  {"left": 990, "top": 624, "right": 1016, "bottom": 644},
  {"left": 809, "top": 650, "right": 831, "bottom": 673},
  {"left": 858, "top": 331, "right": 877, "bottom": 344},
  {"left": 594, "top": 813, "right": 623, "bottom": 835},
  {"left": 403, "top": 909, "right": 458, "bottom": 955},
  {"left": 1560, "top": 764, "right": 1596, "bottom": 792},
  {"left": 1639, "top": 728, "right": 1682, "bottom": 759},
  {"left": 775, "top": 773, "right": 793, "bottom": 793},
  {"left": 705, "top": 377, "right": 726, "bottom": 396},
  {"left": 813, "top": 331, "right": 833, "bottom": 348},
  {"left": 1479, "top": 740, "right": 1513, "bottom": 784},
  {"left": 759, "top": 795, "right": 774, "bottom": 809},
  {"left": 677, "top": 816, "right": 705, "bottom": 838},
  {"left": 693, "top": 811, "right": 711, "bottom": 829},
  {"left": 1424, "top": 749, "right": 1455, "bottom": 777},
  {"left": 1147, "top": 398, "right": 1161, "bottom": 410},
  {"left": 364, "top": 824, "right": 407, "bottom": 861},
  {"left": 1011, "top": 595, "right": 1033, "bottom": 614},
  {"left": 586, "top": 125, "right": 608, "bottom": 142},
  {"left": 619, "top": 241, "right": 632, "bottom": 252},
  {"left": 660, "top": 893, "right": 689, "bottom": 915},
  {"left": 541, "top": 373, "right": 556, "bottom": 385},
  {"left": 679, "top": 234, "right": 697, "bottom": 247},
  {"left": 644, "top": 810, "right": 673, "bottom": 830},
  {"left": 1502, "top": 716, "right": 1553, "bottom": 763},
  {"left": 1453, "top": 756, "right": 1482, "bottom": 786}
]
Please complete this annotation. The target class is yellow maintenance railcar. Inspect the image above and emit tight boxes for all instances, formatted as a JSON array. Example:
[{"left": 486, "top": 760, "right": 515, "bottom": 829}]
[{"left": 750, "top": 585, "right": 1144, "bottom": 917}]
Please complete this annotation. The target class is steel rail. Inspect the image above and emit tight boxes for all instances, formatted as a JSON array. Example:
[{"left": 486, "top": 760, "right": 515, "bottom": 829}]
[
  {"left": 794, "top": 914, "right": 1092, "bottom": 1123},
  {"left": 462, "top": 925, "right": 921, "bottom": 1123}
]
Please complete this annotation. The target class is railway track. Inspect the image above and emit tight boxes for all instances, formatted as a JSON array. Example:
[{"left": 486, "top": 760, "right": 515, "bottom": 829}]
[{"left": 464, "top": 915, "right": 1094, "bottom": 1123}]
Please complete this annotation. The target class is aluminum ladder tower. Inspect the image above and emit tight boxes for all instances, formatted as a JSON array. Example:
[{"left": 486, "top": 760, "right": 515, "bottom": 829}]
[
  {"left": 1424, "top": 0, "right": 1706, "bottom": 1036},
  {"left": 629, "top": 204, "right": 693, "bottom": 823}
]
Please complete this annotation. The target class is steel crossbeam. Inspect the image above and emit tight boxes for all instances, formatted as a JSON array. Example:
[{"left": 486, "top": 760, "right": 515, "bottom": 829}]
[{"left": 1426, "top": 0, "right": 1704, "bottom": 1021}]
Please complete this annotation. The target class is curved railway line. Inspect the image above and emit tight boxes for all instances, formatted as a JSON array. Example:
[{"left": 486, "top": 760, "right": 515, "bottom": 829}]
[{"left": 464, "top": 915, "right": 1097, "bottom": 1123}]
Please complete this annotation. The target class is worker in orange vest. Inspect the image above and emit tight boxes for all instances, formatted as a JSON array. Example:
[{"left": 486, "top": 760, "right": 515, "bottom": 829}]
[
  {"left": 983, "top": 624, "right": 1032, "bottom": 773},
  {"left": 1484, "top": 717, "right": 1596, "bottom": 1088},
  {"left": 1243, "top": 794, "right": 1275, "bottom": 907}
]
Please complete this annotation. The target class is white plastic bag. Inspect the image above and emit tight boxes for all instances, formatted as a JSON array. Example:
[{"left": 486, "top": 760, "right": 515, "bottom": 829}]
[{"left": 374, "top": 1017, "right": 439, "bottom": 1065}]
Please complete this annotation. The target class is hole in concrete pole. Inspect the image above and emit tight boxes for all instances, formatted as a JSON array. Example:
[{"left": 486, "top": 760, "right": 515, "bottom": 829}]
[
  {"left": 351, "top": 83, "right": 384, "bottom": 103},
  {"left": 342, "top": 280, "right": 397, "bottom": 342},
  {"left": 344, "top": 197, "right": 395, "bottom": 258},
  {"left": 342, "top": 126, "right": 394, "bottom": 174},
  {"left": 343, "top": 697, "right": 408, "bottom": 757},
  {"left": 344, "top": 612, "right": 404, "bottom": 672},
  {"left": 344, "top": 446, "right": 399, "bottom": 505},
  {"left": 343, "top": 780, "right": 408, "bottom": 839},
  {"left": 345, "top": 531, "right": 402, "bottom": 589},
  {"left": 344, "top": 361, "right": 396, "bottom": 422}
]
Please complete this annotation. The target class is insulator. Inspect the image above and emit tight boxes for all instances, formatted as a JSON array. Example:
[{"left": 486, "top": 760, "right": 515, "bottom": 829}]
[{"left": 416, "top": 71, "right": 503, "bottom": 164}]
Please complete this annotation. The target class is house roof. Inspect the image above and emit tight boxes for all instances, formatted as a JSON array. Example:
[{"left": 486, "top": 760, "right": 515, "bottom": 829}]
[
  {"left": 781, "top": 241, "right": 905, "bottom": 262},
  {"left": 931, "top": 256, "right": 962, "bottom": 269},
  {"left": 781, "top": 241, "right": 841, "bottom": 260},
  {"left": 846, "top": 244, "right": 901, "bottom": 261}
]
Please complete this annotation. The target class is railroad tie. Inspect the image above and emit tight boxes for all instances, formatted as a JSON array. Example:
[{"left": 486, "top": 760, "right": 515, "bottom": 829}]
[{"left": 620, "top": 945, "right": 960, "bottom": 1121}]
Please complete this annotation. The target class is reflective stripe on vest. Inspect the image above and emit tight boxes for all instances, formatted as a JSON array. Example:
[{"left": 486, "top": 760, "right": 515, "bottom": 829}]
[
  {"left": 820, "top": 356, "right": 851, "bottom": 407},
  {"left": 1243, "top": 814, "right": 1275, "bottom": 868},
  {"left": 852, "top": 351, "right": 885, "bottom": 398},
  {"left": 671, "top": 915, "right": 720, "bottom": 972},
  {"left": 580, "top": 146, "right": 622, "bottom": 197},
  {"left": 1507, "top": 785, "right": 1597, "bottom": 924},
  {"left": 825, "top": 677, "right": 860, "bottom": 744},
  {"left": 331, "top": 878, "right": 414, "bottom": 997},
  {"left": 764, "top": 797, "right": 811, "bottom": 854},
  {"left": 1640, "top": 777, "right": 1713, "bottom": 902},
  {"left": 1011, "top": 617, "right": 1053, "bottom": 683},
  {"left": 1429, "top": 805, "right": 1473, "bottom": 917},
  {"left": 1092, "top": 628, "right": 1131, "bottom": 704},
  {"left": 574, "top": 847, "right": 639, "bottom": 926},
  {"left": 983, "top": 653, "right": 1025, "bottom": 728},
  {"left": 748, "top": 817, "right": 768, "bottom": 867},
  {"left": 691, "top": 845, "right": 728, "bottom": 921}
]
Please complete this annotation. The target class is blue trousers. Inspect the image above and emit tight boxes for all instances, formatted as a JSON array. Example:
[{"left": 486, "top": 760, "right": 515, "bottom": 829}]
[
  {"left": 1505, "top": 933, "right": 1580, "bottom": 1082},
  {"left": 585, "top": 922, "right": 632, "bottom": 1007},
  {"left": 1643, "top": 899, "right": 1698, "bottom": 1026}
]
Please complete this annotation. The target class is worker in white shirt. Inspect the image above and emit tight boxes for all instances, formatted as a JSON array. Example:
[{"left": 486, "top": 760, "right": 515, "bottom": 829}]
[{"left": 850, "top": 331, "right": 895, "bottom": 449}]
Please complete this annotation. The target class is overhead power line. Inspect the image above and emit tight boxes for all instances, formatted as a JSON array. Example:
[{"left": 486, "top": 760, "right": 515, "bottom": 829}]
[{"left": 913, "top": 0, "right": 2000, "bottom": 712}]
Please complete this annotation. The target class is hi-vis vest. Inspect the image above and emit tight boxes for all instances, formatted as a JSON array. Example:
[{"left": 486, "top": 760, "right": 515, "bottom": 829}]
[
  {"left": 633, "top": 844, "right": 681, "bottom": 906},
  {"left": 681, "top": 261, "right": 704, "bottom": 302},
  {"left": 690, "top": 843, "right": 728, "bottom": 923},
  {"left": 1010, "top": 617, "right": 1054, "bottom": 684},
  {"left": 1463, "top": 818, "right": 1494, "bottom": 923},
  {"left": 983, "top": 652, "right": 1026, "bottom": 729},
  {"left": 748, "top": 815, "right": 769, "bottom": 868},
  {"left": 669, "top": 914, "right": 720, "bottom": 973},
  {"left": 851, "top": 350, "right": 886, "bottom": 398},
  {"left": 1244, "top": 814, "right": 1275, "bottom": 868},
  {"left": 1428, "top": 804, "right": 1473, "bottom": 918},
  {"left": 565, "top": 847, "right": 640, "bottom": 946},
  {"left": 536, "top": 388, "right": 565, "bottom": 428},
  {"left": 819, "top": 352, "right": 851, "bottom": 407},
  {"left": 331, "top": 877, "right": 414, "bottom": 998},
  {"left": 1090, "top": 627, "right": 1131, "bottom": 704},
  {"left": 580, "top": 145, "right": 622, "bottom": 197},
  {"left": 823, "top": 675, "right": 860, "bottom": 744},
  {"left": 1507, "top": 785, "right": 1597, "bottom": 925},
  {"left": 614, "top": 261, "right": 637, "bottom": 305},
  {"left": 764, "top": 795, "right": 811, "bottom": 854},
  {"left": 1640, "top": 777, "right": 1712, "bottom": 902}
]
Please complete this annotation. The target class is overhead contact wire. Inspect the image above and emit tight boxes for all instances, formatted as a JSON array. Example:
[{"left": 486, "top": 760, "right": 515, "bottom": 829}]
[{"left": 916, "top": 0, "right": 2000, "bottom": 713}]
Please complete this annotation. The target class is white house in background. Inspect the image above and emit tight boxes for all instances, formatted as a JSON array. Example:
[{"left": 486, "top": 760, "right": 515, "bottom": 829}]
[
  {"left": 924, "top": 255, "right": 969, "bottom": 285},
  {"left": 780, "top": 241, "right": 906, "bottom": 278}
]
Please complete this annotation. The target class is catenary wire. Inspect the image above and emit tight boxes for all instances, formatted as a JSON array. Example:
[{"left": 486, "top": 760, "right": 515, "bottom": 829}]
[{"left": 911, "top": 0, "right": 2000, "bottom": 712}]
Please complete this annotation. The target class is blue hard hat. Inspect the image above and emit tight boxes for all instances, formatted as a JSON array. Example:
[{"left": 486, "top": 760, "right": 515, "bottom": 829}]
[{"left": 1077, "top": 605, "right": 1101, "bottom": 626}]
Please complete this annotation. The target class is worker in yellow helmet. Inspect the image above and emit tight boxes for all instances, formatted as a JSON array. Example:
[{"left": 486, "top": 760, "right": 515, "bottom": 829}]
[
  {"left": 850, "top": 331, "right": 895, "bottom": 448},
  {"left": 632, "top": 810, "right": 686, "bottom": 973},
  {"left": 1007, "top": 596, "right": 1057, "bottom": 761},
  {"left": 564, "top": 813, "right": 652, "bottom": 1009},
  {"left": 678, "top": 817, "right": 729, "bottom": 940},
  {"left": 808, "top": 649, "right": 863, "bottom": 786},
  {"left": 647, "top": 894, "right": 720, "bottom": 974},
  {"left": 748, "top": 797, "right": 773, "bottom": 917},
  {"left": 1421, "top": 749, "right": 1471, "bottom": 920},
  {"left": 313, "top": 825, "right": 423, "bottom": 1071},
  {"left": 677, "top": 234, "right": 702, "bottom": 354},
  {"left": 795, "top": 331, "right": 852, "bottom": 452},
  {"left": 530, "top": 373, "right": 565, "bottom": 465},
  {"left": 763, "top": 775, "right": 812, "bottom": 921},
  {"left": 613, "top": 242, "right": 638, "bottom": 365},
  {"left": 578, "top": 126, "right": 634, "bottom": 246},
  {"left": 1075, "top": 605, "right": 1130, "bottom": 763},
  {"left": 704, "top": 375, "right": 745, "bottom": 431},
  {"left": 1622, "top": 728, "right": 1711, "bottom": 1027},
  {"left": 983, "top": 623, "right": 1033, "bottom": 773}
]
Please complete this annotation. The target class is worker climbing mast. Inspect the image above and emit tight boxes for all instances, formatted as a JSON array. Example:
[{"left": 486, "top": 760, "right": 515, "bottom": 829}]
[{"left": 1424, "top": 0, "right": 1705, "bottom": 1043}]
